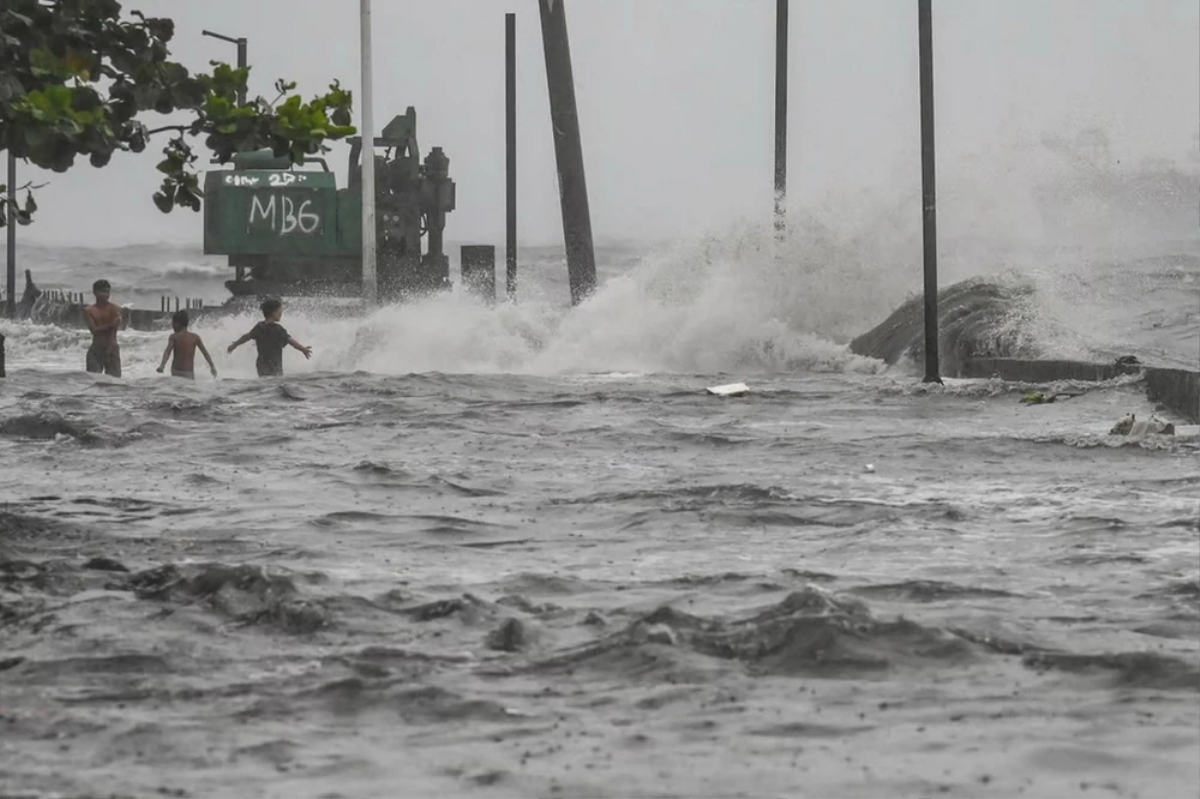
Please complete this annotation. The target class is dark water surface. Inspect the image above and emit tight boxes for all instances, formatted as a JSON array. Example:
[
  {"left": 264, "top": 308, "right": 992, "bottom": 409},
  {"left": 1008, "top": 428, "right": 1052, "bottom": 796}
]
[{"left": 2, "top": 367, "right": 1197, "bottom": 798}]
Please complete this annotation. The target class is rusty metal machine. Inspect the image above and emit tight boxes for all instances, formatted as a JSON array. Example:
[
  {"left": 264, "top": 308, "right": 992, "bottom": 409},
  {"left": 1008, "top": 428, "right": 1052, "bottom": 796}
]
[{"left": 202, "top": 107, "right": 456, "bottom": 300}]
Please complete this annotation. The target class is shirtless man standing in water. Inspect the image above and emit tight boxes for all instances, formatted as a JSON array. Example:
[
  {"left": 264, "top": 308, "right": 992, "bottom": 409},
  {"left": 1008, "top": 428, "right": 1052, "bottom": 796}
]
[{"left": 84, "top": 279, "right": 122, "bottom": 377}]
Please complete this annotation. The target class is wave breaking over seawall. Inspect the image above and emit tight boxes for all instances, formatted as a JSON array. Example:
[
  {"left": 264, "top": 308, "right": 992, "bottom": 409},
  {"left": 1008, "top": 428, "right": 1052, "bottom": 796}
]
[{"left": 849, "top": 278, "right": 1038, "bottom": 371}]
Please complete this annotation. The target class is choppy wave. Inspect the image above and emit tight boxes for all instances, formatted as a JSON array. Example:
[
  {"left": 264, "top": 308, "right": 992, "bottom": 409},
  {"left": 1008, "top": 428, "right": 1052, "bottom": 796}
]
[{"left": 6, "top": 546, "right": 1195, "bottom": 698}]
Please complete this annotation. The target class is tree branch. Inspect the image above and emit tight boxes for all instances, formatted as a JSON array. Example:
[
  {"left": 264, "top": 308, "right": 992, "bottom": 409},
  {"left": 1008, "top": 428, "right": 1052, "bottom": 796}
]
[
  {"left": 2, "top": 0, "right": 355, "bottom": 220},
  {"left": 144, "top": 125, "right": 189, "bottom": 137}
]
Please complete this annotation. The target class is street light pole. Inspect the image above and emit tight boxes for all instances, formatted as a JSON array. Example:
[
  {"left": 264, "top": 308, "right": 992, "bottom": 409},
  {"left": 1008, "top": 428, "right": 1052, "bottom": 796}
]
[
  {"left": 201, "top": 29, "right": 248, "bottom": 106},
  {"left": 358, "top": 0, "right": 378, "bottom": 306}
]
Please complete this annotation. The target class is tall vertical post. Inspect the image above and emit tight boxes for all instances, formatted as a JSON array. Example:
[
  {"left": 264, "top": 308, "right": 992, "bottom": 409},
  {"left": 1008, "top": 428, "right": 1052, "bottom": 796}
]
[
  {"left": 538, "top": 0, "right": 596, "bottom": 306},
  {"left": 918, "top": 0, "right": 941, "bottom": 383},
  {"left": 774, "top": 0, "right": 788, "bottom": 239},
  {"left": 202, "top": 30, "right": 248, "bottom": 106},
  {"left": 359, "top": 0, "right": 378, "bottom": 306},
  {"left": 506, "top": 12, "right": 518, "bottom": 301},
  {"left": 236, "top": 38, "right": 248, "bottom": 107},
  {"left": 5, "top": 151, "right": 15, "bottom": 319}
]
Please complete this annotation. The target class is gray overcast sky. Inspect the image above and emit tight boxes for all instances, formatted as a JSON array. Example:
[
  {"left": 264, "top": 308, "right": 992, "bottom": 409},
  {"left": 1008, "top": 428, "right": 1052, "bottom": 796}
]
[{"left": 17, "top": 0, "right": 1200, "bottom": 247}]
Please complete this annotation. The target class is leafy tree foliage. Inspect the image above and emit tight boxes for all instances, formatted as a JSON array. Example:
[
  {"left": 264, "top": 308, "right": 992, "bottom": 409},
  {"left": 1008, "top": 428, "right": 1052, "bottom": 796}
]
[{"left": 0, "top": 0, "right": 355, "bottom": 226}]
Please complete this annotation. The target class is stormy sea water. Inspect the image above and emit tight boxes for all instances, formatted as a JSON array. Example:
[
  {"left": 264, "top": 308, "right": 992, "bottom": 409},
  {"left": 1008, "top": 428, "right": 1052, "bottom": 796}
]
[{"left": 1, "top": 195, "right": 1199, "bottom": 797}]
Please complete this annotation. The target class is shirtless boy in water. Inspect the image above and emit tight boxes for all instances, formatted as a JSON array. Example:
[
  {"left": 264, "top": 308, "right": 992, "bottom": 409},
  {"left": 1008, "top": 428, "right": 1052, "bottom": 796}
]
[
  {"left": 84, "top": 279, "right": 122, "bottom": 377},
  {"left": 156, "top": 310, "right": 217, "bottom": 379}
]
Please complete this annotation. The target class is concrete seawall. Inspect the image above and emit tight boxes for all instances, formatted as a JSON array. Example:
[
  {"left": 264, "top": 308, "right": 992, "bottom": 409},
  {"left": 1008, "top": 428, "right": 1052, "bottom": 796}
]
[
  {"left": 124, "top": 307, "right": 179, "bottom": 331},
  {"left": 26, "top": 301, "right": 209, "bottom": 333},
  {"left": 960, "top": 357, "right": 1200, "bottom": 423},
  {"left": 848, "top": 279, "right": 1199, "bottom": 424},
  {"left": 1142, "top": 367, "right": 1200, "bottom": 424}
]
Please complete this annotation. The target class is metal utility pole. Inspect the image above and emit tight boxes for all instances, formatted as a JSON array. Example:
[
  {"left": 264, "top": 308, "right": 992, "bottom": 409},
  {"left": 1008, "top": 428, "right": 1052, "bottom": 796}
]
[
  {"left": 538, "top": 0, "right": 596, "bottom": 306},
  {"left": 5, "top": 150, "right": 15, "bottom": 319},
  {"left": 918, "top": 0, "right": 941, "bottom": 383},
  {"left": 359, "top": 0, "right": 378, "bottom": 305},
  {"left": 201, "top": 29, "right": 248, "bottom": 106},
  {"left": 506, "top": 12, "right": 518, "bottom": 301},
  {"left": 774, "top": 0, "right": 788, "bottom": 240}
]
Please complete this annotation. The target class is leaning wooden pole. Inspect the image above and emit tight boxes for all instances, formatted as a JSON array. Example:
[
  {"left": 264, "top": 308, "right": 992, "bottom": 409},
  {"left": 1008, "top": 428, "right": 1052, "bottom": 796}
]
[
  {"left": 538, "top": 0, "right": 596, "bottom": 306},
  {"left": 918, "top": 0, "right": 941, "bottom": 384}
]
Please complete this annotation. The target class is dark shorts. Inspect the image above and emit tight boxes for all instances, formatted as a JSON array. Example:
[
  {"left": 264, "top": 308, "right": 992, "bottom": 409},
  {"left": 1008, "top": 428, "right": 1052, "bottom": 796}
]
[
  {"left": 171, "top": 368, "right": 195, "bottom": 380},
  {"left": 256, "top": 360, "right": 283, "bottom": 378},
  {"left": 86, "top": 344, "right": 121, "bottom": 377}
]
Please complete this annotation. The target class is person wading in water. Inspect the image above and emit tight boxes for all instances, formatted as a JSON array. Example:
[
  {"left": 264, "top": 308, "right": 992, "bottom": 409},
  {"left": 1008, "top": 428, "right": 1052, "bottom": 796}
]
[
  {"left": 84, "top": 279, "right": 122, "bottom": 377},
  {"left": 227, "top": 298, "right": 312, "bottom": 377},
  {"left": 156, "top": 310, "right": 217, "bottom": 380}
]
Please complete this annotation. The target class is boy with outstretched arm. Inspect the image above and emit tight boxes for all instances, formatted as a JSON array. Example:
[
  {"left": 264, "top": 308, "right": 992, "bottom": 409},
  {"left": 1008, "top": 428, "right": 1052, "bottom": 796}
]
[
  {"left": 156, "top": 310, "right": 217, "bottom": 379},
  {"left": 227, "top": 298, "right": 312, "bottom": 377}
]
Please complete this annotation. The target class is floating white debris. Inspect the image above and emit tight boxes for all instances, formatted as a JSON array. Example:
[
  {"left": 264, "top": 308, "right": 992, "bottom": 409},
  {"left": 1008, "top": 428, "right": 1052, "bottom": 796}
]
[
  {"left": 864, "top": 464, "right": 875, "bottom": 473},
  {"left": 706, "top": 382, "right": 749, "bottom": 397},
  {"left": 1110, "top": 414, "right": 1178, "bottom": 437}
]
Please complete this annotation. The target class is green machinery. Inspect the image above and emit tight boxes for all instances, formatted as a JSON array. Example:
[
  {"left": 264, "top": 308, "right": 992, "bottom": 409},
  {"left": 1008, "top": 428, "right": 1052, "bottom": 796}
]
[{"left": 203, "top": 107, "right": 457, "bottom": 299}]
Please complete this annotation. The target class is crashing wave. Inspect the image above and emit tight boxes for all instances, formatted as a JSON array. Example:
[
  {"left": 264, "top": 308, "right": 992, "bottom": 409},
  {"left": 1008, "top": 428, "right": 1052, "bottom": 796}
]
[{"left": 848, "top": 278, "right": 1037, "bottom": 372}]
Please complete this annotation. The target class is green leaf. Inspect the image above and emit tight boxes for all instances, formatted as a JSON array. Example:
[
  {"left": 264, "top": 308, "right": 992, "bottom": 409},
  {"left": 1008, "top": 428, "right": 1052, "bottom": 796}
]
[
  {"left": 152, "top": 190, "right": 173, "bottom": 213},
  {"left": 144, "top": 17, "right": 175, "bottom": 43},
  {"left": 0, "top": 74, "right": 25, "bottom": 102},
  {"left": 175, "top": 183, "right": 201, "bottom": 212},
  {"left": 127, "top": 126, "right": 147, "bottom": 153}
]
